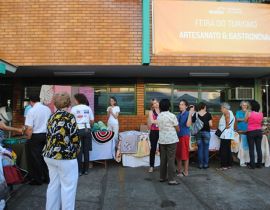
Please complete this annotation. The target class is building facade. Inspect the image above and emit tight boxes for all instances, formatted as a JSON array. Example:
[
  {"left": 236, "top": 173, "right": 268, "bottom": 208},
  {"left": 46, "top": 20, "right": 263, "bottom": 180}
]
[{"left": 1, "top": 0, "right": 270, "bottom": 130}]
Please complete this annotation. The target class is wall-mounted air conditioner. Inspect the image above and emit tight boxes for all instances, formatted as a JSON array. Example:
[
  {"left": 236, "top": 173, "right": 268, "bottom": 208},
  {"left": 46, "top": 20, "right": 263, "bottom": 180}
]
[{"left": 228, "top": 87, "right": 254, "bottom": 101}]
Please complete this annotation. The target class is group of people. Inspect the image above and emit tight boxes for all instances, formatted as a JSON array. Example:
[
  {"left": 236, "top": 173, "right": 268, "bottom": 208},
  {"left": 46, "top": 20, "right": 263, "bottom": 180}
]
[
  {"left": 148, "top": 98, "right": 264, "bottom": 185},
  {"left": 0, "top": 93, "right": 120, "bottom": 210}
]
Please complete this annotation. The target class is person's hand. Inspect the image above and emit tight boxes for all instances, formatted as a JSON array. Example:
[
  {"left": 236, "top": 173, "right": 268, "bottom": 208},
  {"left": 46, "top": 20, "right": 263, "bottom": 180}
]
[{"left": 189, "top": 106, "right": 195, "bottom": 114}]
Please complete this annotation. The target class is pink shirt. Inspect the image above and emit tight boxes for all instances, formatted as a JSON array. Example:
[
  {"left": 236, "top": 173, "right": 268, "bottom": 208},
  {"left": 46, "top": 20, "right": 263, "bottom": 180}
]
[{"left": 247, "top": 111, "right": 263, "bottom": 131}]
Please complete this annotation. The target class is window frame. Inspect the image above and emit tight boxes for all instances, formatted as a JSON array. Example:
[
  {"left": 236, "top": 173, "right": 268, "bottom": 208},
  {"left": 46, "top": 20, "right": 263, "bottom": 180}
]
[{"left": 93, "top": 84, "right": 137, "bottom": 115}]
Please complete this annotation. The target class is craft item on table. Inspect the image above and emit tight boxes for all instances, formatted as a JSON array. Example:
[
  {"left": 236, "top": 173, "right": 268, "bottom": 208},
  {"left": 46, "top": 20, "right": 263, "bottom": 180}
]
[
  {"left": 92, "top": 121, "right": 108, "bottom": 132},
  {"left": 79, "top": 87, "right": 94, "bottom": 112},
  {"left": 241, "top": 134, "right": 249, "bottom": 151},
  {"left": 189, "top": 136, "right": 198, "bottom": 151},
  {"left": 209, "top": 130, "right": 220, "bottom": 151},
  {"left": 133, "top": 136, "right": 150, "bottom": 157},
  {"left": 92, "top": 131, "right": 114, "bottom": 144},
  {"left": 238, "top": 134, "right": 250, "bottom": 166},
  {"left": 98, "top": 121, "right": 107, "bottom": 131},
  {"left": 261, "top": 135, "right": 270, "bottom": 167},
  {"left": 231, "top": 132, "right": 240, "bottom": 153},
  {"left": 120, "top": 135, "right": 139, "bottom": 154},
  {"left": 40, "top": 85, "right": 54, "bottom": 111},
  {"left": 120, "top": 134, "right": 139, "bottom": 154}
]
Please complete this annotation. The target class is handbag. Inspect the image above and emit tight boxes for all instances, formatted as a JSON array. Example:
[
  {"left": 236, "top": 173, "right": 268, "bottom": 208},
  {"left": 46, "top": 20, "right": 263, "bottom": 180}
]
[
  {"left": 215, "top": 119, "right": 233, "bottom": 138},
  {"left": 190, "top": 113, "right": 204, "bottom": 136},
  {"left": 3, "top": 166, "right": 24, "bottom": 185}
]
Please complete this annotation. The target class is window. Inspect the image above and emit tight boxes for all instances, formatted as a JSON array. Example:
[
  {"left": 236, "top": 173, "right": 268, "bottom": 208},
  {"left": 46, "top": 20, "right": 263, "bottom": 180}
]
[
  {"left": 94, "top": 85, "right": 136, "bottom": 115},
  {"left": 145, "top": 84, "right": 226, "bottom": 114},
  {"left": 173, "top": 87, "right": 199, "bottom": 113}
]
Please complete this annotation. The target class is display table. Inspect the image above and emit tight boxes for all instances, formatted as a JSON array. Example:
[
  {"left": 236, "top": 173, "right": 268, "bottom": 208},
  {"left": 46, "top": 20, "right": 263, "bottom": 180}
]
[
  {"left": 122, "top": 154, "right": 160, "bottom": 167},
  {"left": 118, "top": 131, "right": 160, "bottom": 167},
  {"left": 90, "top": 131, "right": 117, "bottom": 161},
  {"left": 2, "top": 138, "right": 29, "bottom": 172},
  {"left": 237, "top": 134, "right": 270, "bottom": 167}
]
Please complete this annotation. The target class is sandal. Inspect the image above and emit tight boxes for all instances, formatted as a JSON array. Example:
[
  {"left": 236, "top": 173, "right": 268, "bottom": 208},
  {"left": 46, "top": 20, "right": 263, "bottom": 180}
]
[
  {"left": 177, "top": 172, "right": 188, "bottom": 177},
  {"left": 216, "top": 167, "right": 228, "bottom": 171},
  {"left": 168, "top": 181, "right": 179, "bottom": 185}
]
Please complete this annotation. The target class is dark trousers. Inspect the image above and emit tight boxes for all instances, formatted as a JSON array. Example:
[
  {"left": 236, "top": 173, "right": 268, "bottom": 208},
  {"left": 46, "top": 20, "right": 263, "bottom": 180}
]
[
  {"left": 27, "top": 133, "right": 49, "bottom": 183},
  {"left": 77, "top": 129, "right": 92, "bottom": 173},
  {"left": 149, "top": 130, "right": 159, "bottom": 167},
  {"left": 247, "top": 130, "right": 262, "bottom": 168},
  {"left": 159, "top": 143, "right": 177, "bottom": 182},
  {"left": 219, "top": 139, "right": 232, "bottom": 167}
]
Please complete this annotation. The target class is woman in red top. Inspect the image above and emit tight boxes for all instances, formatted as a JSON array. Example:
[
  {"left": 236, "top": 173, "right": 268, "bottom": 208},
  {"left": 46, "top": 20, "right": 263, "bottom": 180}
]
[
  {"left": 245, "top": 100, "right": 263, "bottom": 169},
  {"left": 148, "top": 99, "right": 160, "bottom": 173}
]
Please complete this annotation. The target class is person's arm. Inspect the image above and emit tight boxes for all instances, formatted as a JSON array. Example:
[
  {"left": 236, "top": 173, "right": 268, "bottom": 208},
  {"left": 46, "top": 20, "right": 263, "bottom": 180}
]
[
  {"left": 110, "top": 107, "right": 119, "bottom": 119},
  {"left": 89, "top": 108, "right": 95, "bottom": 126},
  {"left": 24, "top": 110, "right": 34, "bottom": 139},
  {"left": 244, "top": 111, "right": 250, "bottom": 123},
  {"left": 70, "top": 116, "right": 80, "bottom": 154},
  {"left": 24, "top": 126, "right": 33, "bottom": 139},
  {"left": 186, "top": 108, "right": 195, "bottom": 127},
  {"left": 148, "top": 110, "right": 158, "bottom": 125},
  {"left": 208, "top": 113, "right": 213, "bottom": 128},
  {"left": 209, "top": 120, "right": 213, "bottom": 128},
  {"left": 107, "top": 107, "right": 111, "bottom": 119},
  {"left": 173, "top": 115, "right": 180, "bottom": 132},
  {"left": 0, "top": 121, "right": 22, "bottom": 134},
  {"left": 225, "top": 111, "right": 231, "bottom": 129}
]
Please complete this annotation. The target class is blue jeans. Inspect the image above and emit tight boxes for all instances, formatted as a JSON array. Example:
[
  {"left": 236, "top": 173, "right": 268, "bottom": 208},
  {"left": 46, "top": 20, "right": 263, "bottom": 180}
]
[{"left": 196, "top": 131, "right": 210, "bottom": 167}]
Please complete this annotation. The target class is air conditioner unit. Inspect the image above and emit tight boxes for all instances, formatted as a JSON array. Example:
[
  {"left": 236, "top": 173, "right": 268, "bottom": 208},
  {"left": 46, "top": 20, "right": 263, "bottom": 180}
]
[{"left": 228, "top": 87, "right": 254, "bottom": 100}]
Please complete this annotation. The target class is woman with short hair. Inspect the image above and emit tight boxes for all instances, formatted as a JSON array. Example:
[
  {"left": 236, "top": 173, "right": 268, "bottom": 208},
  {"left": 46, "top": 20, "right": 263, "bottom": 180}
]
[
  {"left": 216, "top": 102, "right": 235, "bottom": 171},
  {"left": 157, "top": 99, "right": 180, "bottom": 185},
  {"left": 43, "top": 92, "right": 80, "bottom": 210}
]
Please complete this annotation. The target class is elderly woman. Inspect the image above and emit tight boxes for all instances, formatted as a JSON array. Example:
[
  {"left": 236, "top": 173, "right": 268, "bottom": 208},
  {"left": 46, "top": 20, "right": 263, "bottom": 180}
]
[
  {"left": 157, "top": 99, "right": 180, "bottom": 185},
  {"left": 245, "top": 100, "right": 263, "bottom": 169},
  {"left": 43, "top": 93, "right": 80, "bottom": 210},
  {"left": 216, "top": 102, "right": 235, "bottom": 171}
]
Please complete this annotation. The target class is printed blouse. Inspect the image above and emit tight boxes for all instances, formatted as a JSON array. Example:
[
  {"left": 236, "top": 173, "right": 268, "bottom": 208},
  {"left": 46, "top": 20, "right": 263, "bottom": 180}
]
[{"left": 43, "top": 110, "right": 80, "bottom": 160}]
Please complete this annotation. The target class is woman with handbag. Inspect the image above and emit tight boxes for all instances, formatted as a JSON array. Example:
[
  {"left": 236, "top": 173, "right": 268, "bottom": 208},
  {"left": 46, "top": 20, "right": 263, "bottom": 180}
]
[
  {"left": 147, "top": 99, "right": 160, "bottom": 173},
  {"left": 216, "top": 102, "right": 235, "bottom": 171},
  {"left": 43, "top": 93, "right": 80, "bottom": 210},
  {"left": 192, "top": 102, "right": 212, "bottom": 169}
]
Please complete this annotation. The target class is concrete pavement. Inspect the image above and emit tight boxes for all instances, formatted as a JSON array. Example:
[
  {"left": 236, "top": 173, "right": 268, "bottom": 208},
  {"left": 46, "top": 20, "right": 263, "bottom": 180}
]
[{"left": 6, "top": 161, "right": 270, "bottom": 210}]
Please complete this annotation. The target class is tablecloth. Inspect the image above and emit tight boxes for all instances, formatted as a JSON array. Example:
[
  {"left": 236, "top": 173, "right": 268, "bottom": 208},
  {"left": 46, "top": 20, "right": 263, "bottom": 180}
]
[
  {"left": 89, "top": 131, "right": 117, "bottom": 161},
  {"left": 237, "top": 134, "right": 270, "bottom": 167},
  {"left": 119, "top": 131, "right": 160, "bottom": 167}
]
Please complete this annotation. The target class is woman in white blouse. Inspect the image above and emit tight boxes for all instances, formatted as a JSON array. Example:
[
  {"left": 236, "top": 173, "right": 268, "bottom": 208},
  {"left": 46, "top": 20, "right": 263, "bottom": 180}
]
[
  {"left": 107, "top": 97, "right": 120, "bottom": 137},
  {"left": 157, "top": 99, "right": 180, "bottom": 185}
]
